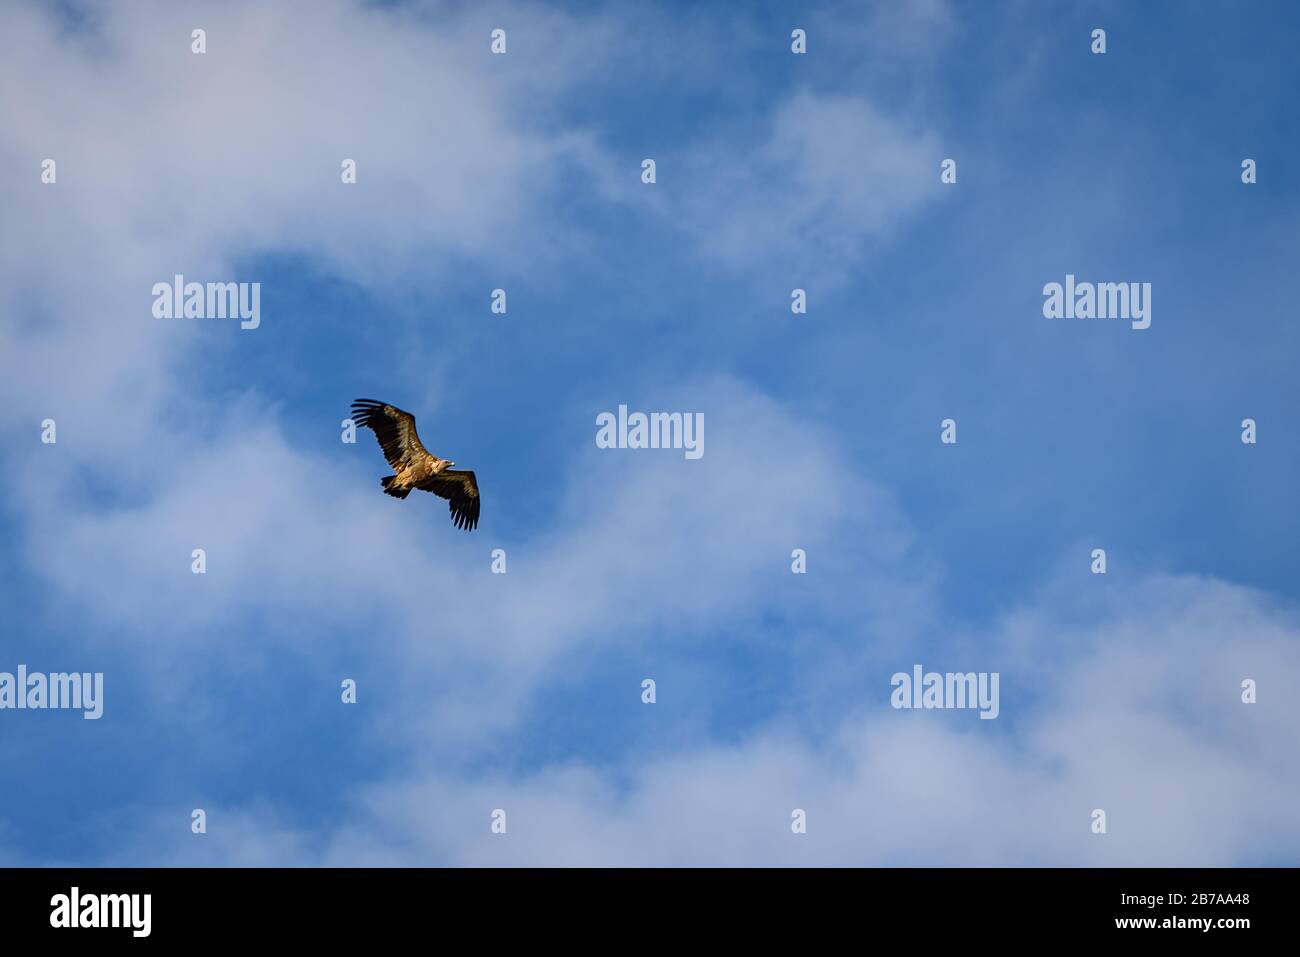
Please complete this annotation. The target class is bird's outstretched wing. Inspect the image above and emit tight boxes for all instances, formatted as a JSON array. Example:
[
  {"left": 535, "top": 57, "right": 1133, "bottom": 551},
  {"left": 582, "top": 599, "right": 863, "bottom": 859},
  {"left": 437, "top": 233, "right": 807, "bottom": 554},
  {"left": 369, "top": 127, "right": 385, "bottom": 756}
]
[
  {"left": 351, "top": 399, "right": 432, "bottom": 472},
  {"left": 416, "top": 470, "right": 480, "bottom": 531}
]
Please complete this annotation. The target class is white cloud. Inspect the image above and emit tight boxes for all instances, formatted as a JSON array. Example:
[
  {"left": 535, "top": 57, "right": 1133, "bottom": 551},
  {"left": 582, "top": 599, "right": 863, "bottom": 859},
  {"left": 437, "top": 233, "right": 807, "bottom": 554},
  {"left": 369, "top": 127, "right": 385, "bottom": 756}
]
[
  {"left": 0, "top": 0, "right": 612, "bottom": 454},
  {"left": 111, "top": 573, "right": 1300, "bottom": 867},
  {"left": 679, "top": 92, "right": 944, "bottom": 283},
  {"left": 19, "top": 374, "right": 915, "bottom": 756}
]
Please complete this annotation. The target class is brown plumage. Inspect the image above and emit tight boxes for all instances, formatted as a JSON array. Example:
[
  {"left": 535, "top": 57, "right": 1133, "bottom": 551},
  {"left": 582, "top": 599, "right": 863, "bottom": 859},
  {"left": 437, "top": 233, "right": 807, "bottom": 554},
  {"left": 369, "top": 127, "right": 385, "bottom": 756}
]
[{"left": 351, "top": 399, "right": 480, "bottom": 531}]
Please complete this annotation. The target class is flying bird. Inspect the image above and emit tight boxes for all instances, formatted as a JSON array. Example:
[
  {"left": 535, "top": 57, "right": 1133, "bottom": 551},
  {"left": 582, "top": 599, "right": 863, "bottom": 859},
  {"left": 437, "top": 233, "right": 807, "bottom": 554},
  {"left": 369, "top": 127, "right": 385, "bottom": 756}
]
[{"left": 350, "top": 399, "right": 480, "bottom": 530}]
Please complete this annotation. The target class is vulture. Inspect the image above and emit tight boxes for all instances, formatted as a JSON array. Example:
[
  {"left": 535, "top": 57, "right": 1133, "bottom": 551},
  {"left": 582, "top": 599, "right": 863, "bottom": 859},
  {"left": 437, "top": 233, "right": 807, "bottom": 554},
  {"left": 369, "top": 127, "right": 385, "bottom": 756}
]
[{"left": 350, "top": 399, "right": 481, "bottom": 530}]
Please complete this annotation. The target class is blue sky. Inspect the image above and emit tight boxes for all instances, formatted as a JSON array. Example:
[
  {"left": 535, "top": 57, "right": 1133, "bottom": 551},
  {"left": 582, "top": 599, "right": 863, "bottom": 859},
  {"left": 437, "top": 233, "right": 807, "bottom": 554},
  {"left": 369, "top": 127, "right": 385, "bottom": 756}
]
[{"left": 1, "top": 0, "right": 1297, "bottom": 865}]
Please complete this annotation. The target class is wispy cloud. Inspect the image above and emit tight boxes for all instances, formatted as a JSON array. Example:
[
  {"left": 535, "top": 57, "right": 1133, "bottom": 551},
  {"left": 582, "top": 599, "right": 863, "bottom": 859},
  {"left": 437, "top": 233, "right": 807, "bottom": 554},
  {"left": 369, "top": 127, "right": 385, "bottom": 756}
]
[{"left": 676, "top": 91, "right": 944, "bottom": 284}]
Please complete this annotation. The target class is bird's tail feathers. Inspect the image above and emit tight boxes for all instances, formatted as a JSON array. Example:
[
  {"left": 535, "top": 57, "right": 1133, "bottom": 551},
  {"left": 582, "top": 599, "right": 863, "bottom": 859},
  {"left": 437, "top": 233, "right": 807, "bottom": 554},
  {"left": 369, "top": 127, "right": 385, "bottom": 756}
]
[{"left": 381, "top": 476, "right": 411, "bottom": 500}]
